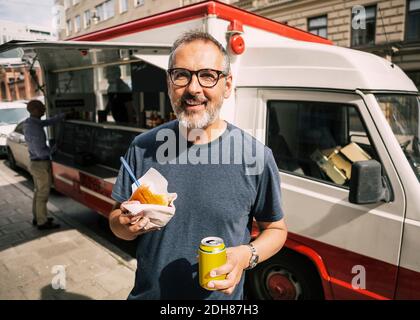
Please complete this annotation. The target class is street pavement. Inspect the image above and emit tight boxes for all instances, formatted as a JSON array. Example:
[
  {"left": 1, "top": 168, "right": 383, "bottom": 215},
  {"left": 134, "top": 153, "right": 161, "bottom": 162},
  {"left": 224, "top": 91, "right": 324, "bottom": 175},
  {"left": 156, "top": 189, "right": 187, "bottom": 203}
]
[{"left": 0, "top": 160, "right": 136, "bottom": 300}]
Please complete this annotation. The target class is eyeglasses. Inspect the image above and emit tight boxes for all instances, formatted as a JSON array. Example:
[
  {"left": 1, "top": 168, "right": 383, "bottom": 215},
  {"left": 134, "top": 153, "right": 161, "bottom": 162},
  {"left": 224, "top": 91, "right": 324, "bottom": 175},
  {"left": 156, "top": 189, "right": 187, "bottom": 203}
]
[{"left": 167, "top": 68, "right": 227, "bottom": 88}]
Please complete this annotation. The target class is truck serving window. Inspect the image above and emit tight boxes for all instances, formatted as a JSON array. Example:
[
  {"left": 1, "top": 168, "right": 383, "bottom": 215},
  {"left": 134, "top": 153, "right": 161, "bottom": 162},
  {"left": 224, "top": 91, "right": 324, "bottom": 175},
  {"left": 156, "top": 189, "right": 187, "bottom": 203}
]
[
  {"left": 266, "top": 100, "right": 379, "bottom": 188},
  {"left": 49, "top": 60, "right": 171, "bottom": 128}
]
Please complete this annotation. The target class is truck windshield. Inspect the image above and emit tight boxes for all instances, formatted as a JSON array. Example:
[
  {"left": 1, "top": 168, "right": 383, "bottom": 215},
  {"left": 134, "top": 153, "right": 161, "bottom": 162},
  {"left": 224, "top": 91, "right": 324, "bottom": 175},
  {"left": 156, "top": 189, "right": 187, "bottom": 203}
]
[{"left": 375, "top": 94, "right": 420, "bottom": 182}]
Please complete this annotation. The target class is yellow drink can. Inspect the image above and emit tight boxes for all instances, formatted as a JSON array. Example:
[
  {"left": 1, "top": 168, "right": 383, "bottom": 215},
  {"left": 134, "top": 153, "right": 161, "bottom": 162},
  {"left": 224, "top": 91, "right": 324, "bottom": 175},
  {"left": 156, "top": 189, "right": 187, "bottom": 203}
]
[{"left": 198, "top": 236, "right": 227, "bottom": 290}]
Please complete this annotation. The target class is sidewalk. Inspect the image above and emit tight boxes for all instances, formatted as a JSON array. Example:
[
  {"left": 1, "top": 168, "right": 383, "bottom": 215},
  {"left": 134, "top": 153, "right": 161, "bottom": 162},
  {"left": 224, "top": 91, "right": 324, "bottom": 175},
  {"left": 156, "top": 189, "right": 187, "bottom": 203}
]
[{"left": 0, "top": 160, "right": 136, "bottom": 300}]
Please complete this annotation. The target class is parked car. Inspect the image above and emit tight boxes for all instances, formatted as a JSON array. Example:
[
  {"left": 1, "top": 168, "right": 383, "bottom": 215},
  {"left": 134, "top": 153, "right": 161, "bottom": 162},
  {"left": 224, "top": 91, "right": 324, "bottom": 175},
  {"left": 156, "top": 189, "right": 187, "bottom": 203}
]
[
  {"left": 6, "top": 119, "right": 30, "bottom": 171},
  {"left": 0, "top": 101, "right": 28, "bottom": 158}
]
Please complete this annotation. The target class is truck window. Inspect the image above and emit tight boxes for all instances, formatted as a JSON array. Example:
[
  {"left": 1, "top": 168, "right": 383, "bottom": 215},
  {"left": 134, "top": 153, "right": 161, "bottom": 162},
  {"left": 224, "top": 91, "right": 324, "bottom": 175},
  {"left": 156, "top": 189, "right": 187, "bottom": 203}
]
[
  {"left": 376, "top": 94, "right": 420, "bottom": 182},
  {"left": 266, "top": 100, "right": 378, "bottom": 187},
  {"left": 52, "top": 68, "right": 93, "bottom": 95}
]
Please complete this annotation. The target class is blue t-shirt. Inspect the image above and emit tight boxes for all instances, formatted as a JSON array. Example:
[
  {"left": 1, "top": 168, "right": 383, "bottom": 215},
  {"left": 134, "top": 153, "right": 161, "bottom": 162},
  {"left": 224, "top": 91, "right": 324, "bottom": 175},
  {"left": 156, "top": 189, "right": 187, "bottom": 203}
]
[{"left": 112, "top": 120, "right": 284, "bottom": 300}]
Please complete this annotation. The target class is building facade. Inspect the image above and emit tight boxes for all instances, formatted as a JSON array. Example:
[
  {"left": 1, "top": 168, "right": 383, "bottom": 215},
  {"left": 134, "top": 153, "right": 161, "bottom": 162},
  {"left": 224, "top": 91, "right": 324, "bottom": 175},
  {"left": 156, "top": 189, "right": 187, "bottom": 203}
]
[
  {"left": 0, "top": 20, "right": 54, "bottom": 101},
  {"left": 0, "top": 61, "right": 43, "bottom": 102},
  {"left": 0, "top": 20, "right": 56, "bottom": 45},
  {"left": 55, "top": 0, "right": 236, "bottom": 40}
]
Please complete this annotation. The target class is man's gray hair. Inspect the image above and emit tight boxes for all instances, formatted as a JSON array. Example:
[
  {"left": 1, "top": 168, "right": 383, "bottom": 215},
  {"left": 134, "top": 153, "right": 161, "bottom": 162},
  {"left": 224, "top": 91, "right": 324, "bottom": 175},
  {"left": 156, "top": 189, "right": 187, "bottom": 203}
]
[{"left": 168, "top": 30, "right": 231, "bottom": 75}]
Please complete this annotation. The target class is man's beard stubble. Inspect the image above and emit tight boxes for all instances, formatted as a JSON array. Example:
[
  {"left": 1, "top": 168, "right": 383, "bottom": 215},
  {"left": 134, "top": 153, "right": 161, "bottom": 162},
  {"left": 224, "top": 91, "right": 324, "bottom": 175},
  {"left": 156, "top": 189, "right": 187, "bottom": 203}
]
[{"left": 173, "top": 94, "right": 221, "bottom": 130}]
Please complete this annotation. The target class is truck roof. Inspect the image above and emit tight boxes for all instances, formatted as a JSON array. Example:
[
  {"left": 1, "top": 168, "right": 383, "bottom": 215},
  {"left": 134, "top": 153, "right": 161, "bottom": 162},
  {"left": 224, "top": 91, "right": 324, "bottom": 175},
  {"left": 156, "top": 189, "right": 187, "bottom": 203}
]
[
  {"left": 69, "top": 0, "right": 332, "bottom": 45},
  {"left": 237, "top": 39, "right": 418, "bottom": 92}
]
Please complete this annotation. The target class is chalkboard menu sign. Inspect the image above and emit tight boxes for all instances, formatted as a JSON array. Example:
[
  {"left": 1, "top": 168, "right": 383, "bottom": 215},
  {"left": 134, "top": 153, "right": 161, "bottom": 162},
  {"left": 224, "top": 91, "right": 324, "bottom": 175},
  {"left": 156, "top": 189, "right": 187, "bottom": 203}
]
[{"left": 58, "top": 122, "right": 137, "bottom": 169}]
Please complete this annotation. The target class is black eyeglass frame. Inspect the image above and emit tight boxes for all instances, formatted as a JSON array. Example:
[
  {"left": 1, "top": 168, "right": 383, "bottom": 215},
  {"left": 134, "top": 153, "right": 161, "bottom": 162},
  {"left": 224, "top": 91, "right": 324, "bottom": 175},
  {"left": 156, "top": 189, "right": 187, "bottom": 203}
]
[{"left": 167, "top": 68, "right": 228, "bottom": 88}]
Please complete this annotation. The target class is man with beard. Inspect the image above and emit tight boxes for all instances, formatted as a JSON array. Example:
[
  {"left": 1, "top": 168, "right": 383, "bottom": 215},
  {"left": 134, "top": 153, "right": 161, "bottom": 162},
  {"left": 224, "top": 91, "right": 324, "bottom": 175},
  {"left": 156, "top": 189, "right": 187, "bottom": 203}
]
[{"left": 109, "top": 31, "right": 287, "bottom": 300}]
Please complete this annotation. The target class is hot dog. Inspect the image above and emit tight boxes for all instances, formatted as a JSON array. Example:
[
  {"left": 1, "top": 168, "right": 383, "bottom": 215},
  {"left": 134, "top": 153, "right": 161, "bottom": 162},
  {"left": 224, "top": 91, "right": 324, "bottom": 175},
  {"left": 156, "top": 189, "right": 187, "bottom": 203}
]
[{"left": 129, "top": 184, "right": 169, "bottom": 206}]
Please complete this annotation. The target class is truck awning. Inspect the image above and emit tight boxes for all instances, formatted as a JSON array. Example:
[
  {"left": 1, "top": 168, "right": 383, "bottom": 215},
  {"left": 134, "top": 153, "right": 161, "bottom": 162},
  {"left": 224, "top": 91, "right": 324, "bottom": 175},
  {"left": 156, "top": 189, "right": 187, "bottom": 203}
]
[{"left": 0, "top": 40, "right": 170, "bottom": 72}]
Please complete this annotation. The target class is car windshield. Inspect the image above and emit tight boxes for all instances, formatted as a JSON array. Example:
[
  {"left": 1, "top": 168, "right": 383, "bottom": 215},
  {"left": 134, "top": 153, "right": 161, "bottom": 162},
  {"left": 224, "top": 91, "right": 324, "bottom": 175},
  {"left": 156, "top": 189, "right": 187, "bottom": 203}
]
[
  {"left": 0, "top": 108, "right": 28, "bottom": 125},
  {"left": 375, "top": 94, "right": 420, "bottom": 183}
]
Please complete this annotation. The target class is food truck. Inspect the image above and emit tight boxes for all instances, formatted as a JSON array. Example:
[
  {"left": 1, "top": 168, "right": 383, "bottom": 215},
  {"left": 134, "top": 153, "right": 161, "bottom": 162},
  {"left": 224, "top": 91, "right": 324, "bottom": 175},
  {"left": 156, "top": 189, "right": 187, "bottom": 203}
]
[{"left": 1, "top": 0, "right": 419, "bottom": 300}]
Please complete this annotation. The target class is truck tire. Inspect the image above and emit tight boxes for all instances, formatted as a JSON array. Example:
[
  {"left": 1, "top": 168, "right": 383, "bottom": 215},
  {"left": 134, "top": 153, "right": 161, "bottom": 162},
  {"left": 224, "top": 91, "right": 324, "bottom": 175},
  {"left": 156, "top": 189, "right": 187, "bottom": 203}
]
[
  {"left": 245, "top": 249, "right": 324, "bottom": 300},
  {"left": 7, "top": 147, "right": 17, "bottom": 170}
]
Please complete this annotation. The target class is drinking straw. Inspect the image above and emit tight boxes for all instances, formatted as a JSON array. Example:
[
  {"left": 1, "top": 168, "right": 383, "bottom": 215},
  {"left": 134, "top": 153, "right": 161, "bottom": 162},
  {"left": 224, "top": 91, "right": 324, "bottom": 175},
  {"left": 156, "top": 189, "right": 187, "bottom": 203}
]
[{"left": 120, "top": 156, "right": 140, "bottom": 187}]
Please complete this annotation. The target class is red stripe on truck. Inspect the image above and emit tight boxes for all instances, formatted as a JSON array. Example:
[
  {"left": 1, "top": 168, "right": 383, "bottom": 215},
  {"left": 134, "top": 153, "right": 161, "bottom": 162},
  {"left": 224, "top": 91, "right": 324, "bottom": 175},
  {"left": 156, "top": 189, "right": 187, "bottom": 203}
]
[
  {"left": 286, "top": 232, "right": 420, "bottom": 300},
  {"left": 69, "top": 0, "right": 332, "bottom": 45}
]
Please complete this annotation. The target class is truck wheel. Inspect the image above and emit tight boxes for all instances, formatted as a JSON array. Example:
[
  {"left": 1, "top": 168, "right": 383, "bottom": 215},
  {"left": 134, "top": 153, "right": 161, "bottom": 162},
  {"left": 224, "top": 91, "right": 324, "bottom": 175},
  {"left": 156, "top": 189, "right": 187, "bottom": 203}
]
[
  {"left": 7, "top": 148, "right": 17, "bottom": 170},
  {"left": 245, "top": 249, "right": 324, "bottom": 300}
]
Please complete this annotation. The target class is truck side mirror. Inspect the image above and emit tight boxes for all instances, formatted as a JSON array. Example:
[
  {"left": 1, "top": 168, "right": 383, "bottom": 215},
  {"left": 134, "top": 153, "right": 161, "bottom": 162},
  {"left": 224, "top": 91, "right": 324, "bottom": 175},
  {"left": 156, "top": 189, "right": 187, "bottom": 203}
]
[{"left": 349, "top": 160, "right": 391, "bottom": 204}]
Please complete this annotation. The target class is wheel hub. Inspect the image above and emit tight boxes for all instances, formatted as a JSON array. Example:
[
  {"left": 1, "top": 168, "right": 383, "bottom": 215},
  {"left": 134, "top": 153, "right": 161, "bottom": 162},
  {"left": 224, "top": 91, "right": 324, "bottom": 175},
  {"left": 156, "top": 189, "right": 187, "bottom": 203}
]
[{"left": 266, "top": 271, "right": 299, "bottom": 300}]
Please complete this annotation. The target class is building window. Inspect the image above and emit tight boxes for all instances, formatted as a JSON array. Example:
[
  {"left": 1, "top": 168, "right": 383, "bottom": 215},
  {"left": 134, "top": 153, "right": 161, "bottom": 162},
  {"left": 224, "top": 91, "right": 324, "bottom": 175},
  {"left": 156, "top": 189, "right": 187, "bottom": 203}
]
[
  {"left": 351, "top": 5, "right": 376, "bottom": 47},
  {"left": 95, "top": 4, "right": 104, "bottom": 21},
  {"left": 74, "top": 15, "right": 81, "bottom": 33},
  {"left": 407, "top": 0, "right": 420, "bottom": 41},
  {"left": 84, "top": 10, "right": 91, "bottom": 28},
  {"left": 308, "top": 15, "right": 327, "bottom": 38},
  {"left": 95, "top": 0, "right": 115, "bottom": 21},
  {"left": 120, "top": 0, "right": 128, "bottom": 13},
  {"left": 134, "top": 0, "right": 144, "bottom": 7},
  {"left": 66, "top": 19, "right": 72, "bottom": 36},
  {"left": 105, "top": 0, "right": 115, "bottom": 19}
]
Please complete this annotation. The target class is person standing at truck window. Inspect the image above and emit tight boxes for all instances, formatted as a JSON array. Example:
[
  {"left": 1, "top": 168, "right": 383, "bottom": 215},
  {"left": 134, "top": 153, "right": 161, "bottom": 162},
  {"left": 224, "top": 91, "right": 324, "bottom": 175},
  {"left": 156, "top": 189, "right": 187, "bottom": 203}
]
[
  {"left": 109, "top": 31, "right": 287, "bottom": 300},
  {"left": 104, "top": 65, "right": 135, "bottom": 124},
  {"left": 23, "top": 100, "right": 64, "bottom": 230}
]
